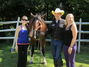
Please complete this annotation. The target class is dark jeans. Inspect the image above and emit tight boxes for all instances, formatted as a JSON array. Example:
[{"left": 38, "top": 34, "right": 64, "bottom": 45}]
[
  {"left": 17, "top": 45, "right": 28, "bottom": 67},
  {"left": 64, "top": 44, "right": 76, "bottom": 67},
  {"left": 51, "top": 39, "right": 63, "bottom": 65}
]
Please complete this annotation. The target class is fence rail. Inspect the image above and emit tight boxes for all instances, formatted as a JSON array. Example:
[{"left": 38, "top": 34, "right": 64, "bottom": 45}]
[
  {"left": 0, "top": 21, "right": 18, "bottom": 24},
  {"left": 0, "top": 29, "right": 16, "bottom": 32},
  {"left": 0, "top": 18, "right": 89, "bottom": 53},
  {"left": 0, "top": 37, "right": 14, "bottom": 39}
]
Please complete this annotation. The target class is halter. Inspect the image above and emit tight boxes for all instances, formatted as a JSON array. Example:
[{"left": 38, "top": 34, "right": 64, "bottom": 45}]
[{"left": 29, "top": 14, "right": 46, "bottom": 39}]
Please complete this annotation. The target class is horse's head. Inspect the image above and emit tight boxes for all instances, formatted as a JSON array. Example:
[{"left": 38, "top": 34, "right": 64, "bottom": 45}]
[
  {"left": 29, "top": 13, "right": 47, "bottom": 39},
  {"left": 30, "top": 13, "right": 47, "bottom": 32}
]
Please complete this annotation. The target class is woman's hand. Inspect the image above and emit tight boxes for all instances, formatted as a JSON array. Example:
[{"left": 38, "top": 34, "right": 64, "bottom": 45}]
[
  {"left": 15, "top": 44, "right": 18, "bottom": 52},
  {"left": 68, "top": 47, "right": 72, "bottom": 54}
]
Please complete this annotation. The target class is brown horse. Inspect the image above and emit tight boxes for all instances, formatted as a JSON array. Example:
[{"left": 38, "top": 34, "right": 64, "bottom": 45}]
[{"left": 28, "top": 13, "right": 47, "bottom": 64}]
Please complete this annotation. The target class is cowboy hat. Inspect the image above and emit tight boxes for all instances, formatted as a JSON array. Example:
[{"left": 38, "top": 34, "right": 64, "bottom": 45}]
[{"left": 52, "top": 8, "right": 64, "bottom": 15}]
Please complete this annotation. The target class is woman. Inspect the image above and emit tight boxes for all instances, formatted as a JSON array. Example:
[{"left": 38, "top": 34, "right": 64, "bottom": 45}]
[
  {"left": 15, "top": 16, "right": 30, "bottom": 67},
  {"left": 63, "top": 14, "right": 77, "bottom": 67}
]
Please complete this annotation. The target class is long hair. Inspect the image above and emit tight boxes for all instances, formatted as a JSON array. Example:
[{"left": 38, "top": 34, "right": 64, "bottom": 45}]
[{"left": 65, "top": 13, "right": 75, "bottom": 26}]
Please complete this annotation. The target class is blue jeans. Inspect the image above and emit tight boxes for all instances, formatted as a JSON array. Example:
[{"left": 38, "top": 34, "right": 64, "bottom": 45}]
[{"left": 51, "top": 39, "right": 63, "bottom": 62}]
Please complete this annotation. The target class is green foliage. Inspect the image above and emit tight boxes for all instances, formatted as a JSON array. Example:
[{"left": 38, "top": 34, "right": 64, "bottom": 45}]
[
  {"left": 0, "top": 0, "right": 89, "bottom": 21},
  {"left": 62, "top": 0, "right": 89, "bottom": 21}
]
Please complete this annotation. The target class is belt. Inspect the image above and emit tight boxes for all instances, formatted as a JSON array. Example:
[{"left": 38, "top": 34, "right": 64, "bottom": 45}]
[{"left": 53, "top": 38, "right": 60, "bottom": 40}]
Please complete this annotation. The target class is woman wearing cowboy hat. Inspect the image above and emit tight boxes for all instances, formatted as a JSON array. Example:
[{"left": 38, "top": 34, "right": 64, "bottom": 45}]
[{"left": 48, "top": 8, "right": 65, "bottom": 67}]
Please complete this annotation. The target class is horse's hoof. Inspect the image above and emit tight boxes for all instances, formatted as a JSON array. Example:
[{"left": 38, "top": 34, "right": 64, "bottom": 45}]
[
  {"left": 41, "top": 62, "right": 47, "bottom": 65},
  {"left": 41, "top": 58, "right": 47, "bottom": 65},
  {"left": 41, "top": 60, "right": 47, "bottom": 65},
  {"left": 44, "top": 61, "right": 47, "bottom": 65},
  {"left": 29, "top": 61, "right": 34, "bottom": 64}
]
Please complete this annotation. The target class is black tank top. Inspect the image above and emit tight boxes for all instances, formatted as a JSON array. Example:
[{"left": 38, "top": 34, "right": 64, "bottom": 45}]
[{"left": 64, "top": 25, "right": 73, "bottom": 46}]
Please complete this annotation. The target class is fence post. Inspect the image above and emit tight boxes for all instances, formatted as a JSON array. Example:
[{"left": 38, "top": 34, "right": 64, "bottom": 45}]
[
  {"left": 78, "top": 18, "right": 82, "bottom": 53},
  {"left": 11, "top": 17, "right": 20, "bottom": 52}
]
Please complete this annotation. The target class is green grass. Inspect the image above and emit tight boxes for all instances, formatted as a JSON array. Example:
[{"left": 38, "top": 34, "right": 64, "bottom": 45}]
[{"left": 0, "top": 43, "right": 89, "bottom": 67}]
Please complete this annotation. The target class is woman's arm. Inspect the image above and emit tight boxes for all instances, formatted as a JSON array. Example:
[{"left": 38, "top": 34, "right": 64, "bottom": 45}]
[
  {"left": 15, "top": 26, "right": 20, "bottom": 51},
  {"left": 15, "top": 26, "right": 20, "bottom": 43},
  {"left": 68, "top": 23, "right": 77, "bottom": 54},
  {"left": 70, "top": 23, "right": 78, "bottom": 48}
]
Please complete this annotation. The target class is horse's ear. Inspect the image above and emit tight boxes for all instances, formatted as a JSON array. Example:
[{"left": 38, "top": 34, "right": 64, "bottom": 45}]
[
  {"left": 41, "top": 13, "right": 47, "bottom": 18},
  {"left": 30, "top": 13, "right": 35, "bottom": 17}
]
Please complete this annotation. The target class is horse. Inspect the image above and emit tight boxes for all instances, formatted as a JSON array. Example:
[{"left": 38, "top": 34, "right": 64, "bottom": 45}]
[{"left": 28, "top": 13, "right": 47, "bottom": 64}]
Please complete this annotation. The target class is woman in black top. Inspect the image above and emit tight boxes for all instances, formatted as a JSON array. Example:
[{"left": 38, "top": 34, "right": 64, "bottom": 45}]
[{"left": 63, "top": 14, "right": 77, "bottom": 67}]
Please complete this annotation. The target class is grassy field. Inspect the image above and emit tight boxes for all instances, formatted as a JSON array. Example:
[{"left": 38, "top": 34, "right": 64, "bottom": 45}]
[{"left": 0, "top": 43, "right": 89, "bottom": 67}]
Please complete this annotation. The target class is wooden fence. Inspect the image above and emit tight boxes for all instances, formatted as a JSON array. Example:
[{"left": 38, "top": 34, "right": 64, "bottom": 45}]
[{"left": 0, "top": 17, "right": 89, "bottom": 53}]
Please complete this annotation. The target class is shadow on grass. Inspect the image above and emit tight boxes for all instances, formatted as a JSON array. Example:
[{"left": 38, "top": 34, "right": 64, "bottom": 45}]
[
  {"left": 76, "top": 45, "right": 89, "bottom": 64},
  {"left": 0, "top": 43, "right": 89, "bottom": 67}
]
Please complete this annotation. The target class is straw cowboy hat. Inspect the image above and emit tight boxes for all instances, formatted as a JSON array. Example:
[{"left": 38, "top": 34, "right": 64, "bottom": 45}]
[{"left": 52, "top": 8, "right": 64, "bottom": 15}]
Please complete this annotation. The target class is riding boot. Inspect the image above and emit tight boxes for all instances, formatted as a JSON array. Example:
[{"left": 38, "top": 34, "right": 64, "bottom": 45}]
[
  {"left": 54, "top": 60, "right": 58, "bottom": 67},
  {"left": 57, "top": 60, "right": 63, "bottom": 67},
  {"left": 61, "top": 60, "right": 63, "bottom": 66}
]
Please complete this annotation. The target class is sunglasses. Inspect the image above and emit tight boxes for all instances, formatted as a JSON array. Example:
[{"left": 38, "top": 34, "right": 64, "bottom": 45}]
[{"left": 21, "top": 19, "right": 28, "bottom": 21}]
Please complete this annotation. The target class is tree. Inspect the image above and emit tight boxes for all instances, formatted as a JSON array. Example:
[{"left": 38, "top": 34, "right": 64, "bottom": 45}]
[{"left": 0, "top": 0, "right": 89, "bottom": 21}]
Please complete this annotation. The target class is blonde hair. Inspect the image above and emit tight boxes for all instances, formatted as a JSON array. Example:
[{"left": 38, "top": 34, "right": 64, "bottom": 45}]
[
  {"left": 65, "top": 13, "right": 74, "bottom": 26},
  {"left": 21, "top": 16, "right": 28, "bottom": 20}
]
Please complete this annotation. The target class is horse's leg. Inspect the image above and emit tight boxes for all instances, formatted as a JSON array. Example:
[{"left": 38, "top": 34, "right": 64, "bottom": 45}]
[
  {"left": 30, "top": 38, "right": 35, "bottom": 64},
  {"left": 40, "top": 35, "right": 47, "bottom": 65},
  {"left": 30, "top": 44, "right": 34, "bottom": 64},
  {"left": 41, "top": 40, "right": 45, "bottom": 57},
  {"left": 31, "top": 43, "right": 34, "bottom": 57}
]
